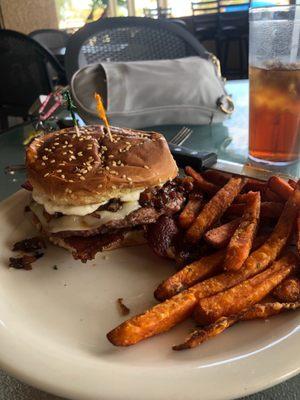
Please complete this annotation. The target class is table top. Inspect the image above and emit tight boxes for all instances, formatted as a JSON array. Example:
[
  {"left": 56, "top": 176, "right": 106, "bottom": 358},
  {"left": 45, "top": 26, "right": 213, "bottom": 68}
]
[{"left": 0, "top": 79, "right": 299, "bottom": 400}]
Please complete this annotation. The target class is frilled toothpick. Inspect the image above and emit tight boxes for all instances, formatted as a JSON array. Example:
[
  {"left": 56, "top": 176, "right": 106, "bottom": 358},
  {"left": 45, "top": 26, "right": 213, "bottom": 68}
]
[
  {"left": 63, "top": 90, "right": 80, "bottom": 136},
  {"left": 94, "top": 92, "right": 113, "bottom": 141}
]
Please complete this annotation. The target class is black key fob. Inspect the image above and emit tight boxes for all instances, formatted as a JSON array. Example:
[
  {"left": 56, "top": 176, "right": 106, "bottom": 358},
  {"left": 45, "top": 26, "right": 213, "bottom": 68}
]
[{"left": 168, "top": 143, "right": 217, "bottom": 170}]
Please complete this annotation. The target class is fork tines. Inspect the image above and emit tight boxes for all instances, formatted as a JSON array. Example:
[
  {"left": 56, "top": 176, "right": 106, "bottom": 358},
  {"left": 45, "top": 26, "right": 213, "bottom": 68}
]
[{"left": 169, "top": 127, "right": 192, "bottom": 146}]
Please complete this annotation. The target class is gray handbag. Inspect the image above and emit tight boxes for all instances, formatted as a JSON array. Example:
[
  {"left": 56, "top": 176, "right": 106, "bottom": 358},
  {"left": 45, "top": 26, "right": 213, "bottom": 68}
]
[{"left": 71, "top": 55, "right": 234, "bottom": 129}]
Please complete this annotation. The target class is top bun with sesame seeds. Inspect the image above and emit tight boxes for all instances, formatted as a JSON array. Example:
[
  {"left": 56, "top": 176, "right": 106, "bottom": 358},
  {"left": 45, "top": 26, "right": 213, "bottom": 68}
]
[{"left": 26, "top": 125, "right": 178, "bottom": 208}]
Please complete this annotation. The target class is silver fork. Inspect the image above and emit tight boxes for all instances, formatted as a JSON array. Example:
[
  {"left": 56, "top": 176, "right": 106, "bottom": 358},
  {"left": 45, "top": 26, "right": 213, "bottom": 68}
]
[{"left": 169, "top": 127, "right": 192, "bottom": 146}]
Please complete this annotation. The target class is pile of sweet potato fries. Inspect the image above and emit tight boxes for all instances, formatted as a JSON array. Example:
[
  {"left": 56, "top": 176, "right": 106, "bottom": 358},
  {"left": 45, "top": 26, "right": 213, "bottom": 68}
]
[{"left": 107, "top": 169, "right": 300, "bottom": 350}]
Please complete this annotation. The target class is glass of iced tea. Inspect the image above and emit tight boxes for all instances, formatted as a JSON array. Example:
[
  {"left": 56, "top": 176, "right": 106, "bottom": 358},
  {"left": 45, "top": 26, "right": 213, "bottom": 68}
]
[{"left": 249, "top": 5, "right": 300, "bottom": 165}]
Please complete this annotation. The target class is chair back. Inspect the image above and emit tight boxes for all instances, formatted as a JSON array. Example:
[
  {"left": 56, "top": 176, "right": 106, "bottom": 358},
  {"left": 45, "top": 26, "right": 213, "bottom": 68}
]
[
  {"left": 29, "top": 29, "right": 69, "bottom": 52},
  {"left": 191, "top": 1, "right": 219, "bottom": 15},
  {"left": 219, "top": 1, "right": 249, "bottom": 13},
  {"left": 144, "top": 7, "right": 172, "bottom": 19},
  {"left": 218, "top": 1, "right": 250, "bottom": 30},
  {"left": 0, "top": 29, "right": 65, "bottom": 114},
  {"left": 65, "top": 17, "right": 208, "bottom": 82}
]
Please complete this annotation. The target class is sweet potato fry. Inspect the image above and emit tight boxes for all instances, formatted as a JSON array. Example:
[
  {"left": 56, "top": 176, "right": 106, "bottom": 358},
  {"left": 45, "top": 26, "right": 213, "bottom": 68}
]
[
  {"left": 204, "top": 218, "right": 241, "bottom": 248},
  {"left": 258, "top": 202, "right": 284, "bottom": 219},
  {"left": 173, "top": 301, "right": 300, "bottom": 350},
  {"left": 241, "top": 185, "right": 299, "bottom": 276},
  {"left": 288, "top": 179, "right": 297, "bottom": 189},
  {"left": 156, "top": 234, "right": 269, "bottom": 302},
  {"left": 201, "top": 173, "right": 273, "bottom": 197},
  {"left": 186, "top": 186, "right": 298, "bottom": 305},
  {"left": 235, "top": 193, "right": 255, "bottom": 204},
  {"left": 226, "top": 202, "right": 284, "bottom": 219},
  {"left": 268, "top": 176, "right": 294, "bottom": 201},
  {"left": 185, "top": 166, "right": 219, "bottom": 196},
  {"left": 263, "top": 188, "right": 283, "bottom": 203},
  {"left": 241, "top": 301, "right": 300, "bottom": 320},
  {"left": 107, "top": 290, "right": 198, "bottom": 346},
  {"left": 242, "top": 179, "right": 266, "bottom": 193},
  {"left": 186, "top": 177, "right": 246, "bottom": 244},
  {"left": 235, "top": 191, "right": 281, "bottom": 204},
  {"left": 194, "top": 253, "right": 298, "bottom": 325},
  {"left": 154, "top": 250, "right": 225, "bottom": 301},
  {"left": 223, "top": 192, "right": 261, "bottom": 271},
  {"left": 201, "top": 170, "right": 231, "bottom": 187},
  {"left": 173, "top": 314, "right": 238, "bottom": 350},
  {"left": 297, "top": 212, "right": 300, "bottom": 257},
  {"left": 272, "top": 277, "right": 300, "bottom": 302},
  {"left": 108, "top": 189, "right": 300, "bottom": 346},
  {"left": 252, "top": 234, "right": 269, "bottom": 250},
  {"left": 178, "top": 195, "right": 204, "bottom": 230}
]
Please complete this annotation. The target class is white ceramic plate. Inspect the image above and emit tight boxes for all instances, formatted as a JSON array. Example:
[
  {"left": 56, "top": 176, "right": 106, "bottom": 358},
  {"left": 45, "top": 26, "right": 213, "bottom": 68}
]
[{"left": 0, "top": 190, "right": 299, "bottom": 400}]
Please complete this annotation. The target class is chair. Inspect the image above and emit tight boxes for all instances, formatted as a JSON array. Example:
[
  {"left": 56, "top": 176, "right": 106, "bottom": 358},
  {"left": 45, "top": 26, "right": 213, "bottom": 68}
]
[
  {"left": 143, "top": 7, "right": 172, "bottom": 19},
  {"left": 29, "top": 28, "right": 69, "bottom": 65},
  {"left": 0, "top": 29, "right": 66, "bottom": 130},
  {"left": 192, "top": 1, "right": 219, "bottom": 15},
  {"left": 29, "top": 29, "right": 69, "bottom": 53},
  {"left": 191, "top": 1, "right": 220, "bottom": 57},
  {"left": 218, "top": 1, "right": 250, "bottom": 78},
  {"left": 65, "top": 17, "right": 208, "bottom": 82}
]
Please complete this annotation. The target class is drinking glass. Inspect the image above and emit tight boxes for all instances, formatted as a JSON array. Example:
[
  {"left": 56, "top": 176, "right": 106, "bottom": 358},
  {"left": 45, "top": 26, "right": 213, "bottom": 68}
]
[{"left": 249, "top": 5, "right": 300, "bottom": 165}]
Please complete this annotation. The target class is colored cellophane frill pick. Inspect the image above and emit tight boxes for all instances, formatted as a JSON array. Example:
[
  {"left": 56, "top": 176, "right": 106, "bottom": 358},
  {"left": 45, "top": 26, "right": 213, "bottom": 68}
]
[
  {"left": 63, "top": 90, "right": 80, "bottom": 136},
  {"left": 94, "top": 92, "right": 113, "bottom": 141}
]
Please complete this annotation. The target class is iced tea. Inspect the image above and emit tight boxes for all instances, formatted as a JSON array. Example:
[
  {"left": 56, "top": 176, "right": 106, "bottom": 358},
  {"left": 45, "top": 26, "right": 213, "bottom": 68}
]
[{"left": 249, "top": 64, "right": 300, "bottom": 163}]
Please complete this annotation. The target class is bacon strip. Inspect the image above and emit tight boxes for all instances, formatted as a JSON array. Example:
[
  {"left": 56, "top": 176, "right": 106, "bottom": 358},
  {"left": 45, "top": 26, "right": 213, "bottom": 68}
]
[{"left": 55, "top": 231, "right": 126, "bottom": 262}]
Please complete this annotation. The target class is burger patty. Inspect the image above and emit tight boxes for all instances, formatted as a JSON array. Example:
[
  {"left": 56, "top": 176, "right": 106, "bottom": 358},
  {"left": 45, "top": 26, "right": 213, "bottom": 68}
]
[
  {"left": 31, "top": 179, "right": 189, "bottom": 238},
  {"left": 51, "top": 206, "right": 161, "bottom": 238},
  {"left": 29, "top": 178, "right": 193, "bottom": 262}
]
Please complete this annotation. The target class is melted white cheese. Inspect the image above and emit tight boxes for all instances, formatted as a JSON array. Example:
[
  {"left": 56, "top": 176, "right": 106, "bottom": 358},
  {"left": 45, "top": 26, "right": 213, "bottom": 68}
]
[
  {"left": 30, "top": 200, "right": 140, "bottom": 233},
  {"left": 32, "top": 188, "right": 144, "bottom": 216}
]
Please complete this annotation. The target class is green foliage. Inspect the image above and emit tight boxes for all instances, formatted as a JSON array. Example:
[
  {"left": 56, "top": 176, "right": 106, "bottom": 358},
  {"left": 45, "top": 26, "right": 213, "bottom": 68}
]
[
  {"left": 55, "top": 0, "right": 72, "bottom": 21},
  {"left": 56, "top": 0, "right": 128, "bottom": 25}
]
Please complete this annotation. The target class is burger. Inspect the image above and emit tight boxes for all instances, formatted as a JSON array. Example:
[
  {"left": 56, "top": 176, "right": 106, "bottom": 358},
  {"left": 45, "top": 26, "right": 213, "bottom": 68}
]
[{"left": 25, "top": 125, "right": 189, "bottom": 262}]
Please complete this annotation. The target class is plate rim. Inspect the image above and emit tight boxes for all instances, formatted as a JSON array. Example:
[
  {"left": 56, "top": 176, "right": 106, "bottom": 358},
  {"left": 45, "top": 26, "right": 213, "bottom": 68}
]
[{"left": 0, "top": 190, "right": 299, "bottom": 400}]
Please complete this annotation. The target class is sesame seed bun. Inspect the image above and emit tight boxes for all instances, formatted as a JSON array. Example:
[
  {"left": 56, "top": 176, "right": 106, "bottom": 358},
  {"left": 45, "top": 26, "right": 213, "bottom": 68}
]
[{"left": 26, "top": 125, "right": 178, "bottom": 206}]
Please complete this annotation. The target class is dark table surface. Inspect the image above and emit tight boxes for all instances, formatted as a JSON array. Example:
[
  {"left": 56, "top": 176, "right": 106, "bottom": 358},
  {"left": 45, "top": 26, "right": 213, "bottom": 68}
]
[{"left": 0, "top": 80, "right": 299, "bottom": 399}]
